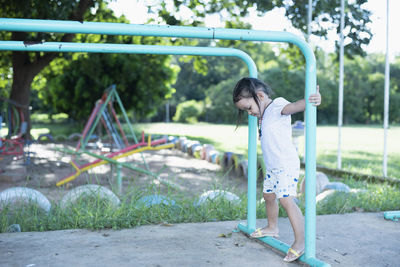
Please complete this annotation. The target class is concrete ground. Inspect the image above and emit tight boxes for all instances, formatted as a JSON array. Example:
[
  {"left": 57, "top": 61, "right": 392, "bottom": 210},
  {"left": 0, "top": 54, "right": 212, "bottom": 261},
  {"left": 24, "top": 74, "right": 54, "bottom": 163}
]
[{"left": 1, "top": 212, "right": 399, "bottom": 267}]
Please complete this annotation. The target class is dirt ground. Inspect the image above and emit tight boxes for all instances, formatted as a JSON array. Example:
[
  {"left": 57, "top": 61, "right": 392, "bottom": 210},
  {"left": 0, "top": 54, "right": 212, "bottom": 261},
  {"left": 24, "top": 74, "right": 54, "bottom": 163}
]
[{"left": 0, "top": 141, "right": 248, "bottom": 203}]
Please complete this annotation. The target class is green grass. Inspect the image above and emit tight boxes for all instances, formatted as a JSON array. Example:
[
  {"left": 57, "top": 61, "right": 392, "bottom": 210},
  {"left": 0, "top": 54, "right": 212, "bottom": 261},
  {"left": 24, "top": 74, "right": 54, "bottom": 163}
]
[
  {"left": 315, "top": 176, "right": 400, "bottom": 214},
  {"left": 1, "top": 177, "right": 398, "bottom": 233},
  {"left": 0, "top": 184, "right": 248, "bottom": 233},
  {"left": 314, "top": 125, "right": 400, "bottom": 178}
]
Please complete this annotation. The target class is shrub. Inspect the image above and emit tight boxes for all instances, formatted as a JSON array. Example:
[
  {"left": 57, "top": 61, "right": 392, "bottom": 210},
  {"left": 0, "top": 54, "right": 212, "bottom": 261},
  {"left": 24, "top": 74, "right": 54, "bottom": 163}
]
[{"left": 173, "top": 100, "right": 203, "bottom": 123}]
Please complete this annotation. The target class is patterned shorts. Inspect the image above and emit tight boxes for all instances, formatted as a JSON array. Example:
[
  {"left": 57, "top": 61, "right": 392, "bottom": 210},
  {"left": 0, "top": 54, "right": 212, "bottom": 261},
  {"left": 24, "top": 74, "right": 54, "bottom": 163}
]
[{"left": 263, "top": 167, "right": 300, "bottom": 199}]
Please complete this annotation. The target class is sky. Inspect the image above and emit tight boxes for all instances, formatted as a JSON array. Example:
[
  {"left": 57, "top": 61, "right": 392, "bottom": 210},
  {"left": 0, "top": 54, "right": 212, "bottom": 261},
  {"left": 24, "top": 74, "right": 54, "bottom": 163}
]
[{"left": 108, "top": 0, "right": 399, "bottom": 59}]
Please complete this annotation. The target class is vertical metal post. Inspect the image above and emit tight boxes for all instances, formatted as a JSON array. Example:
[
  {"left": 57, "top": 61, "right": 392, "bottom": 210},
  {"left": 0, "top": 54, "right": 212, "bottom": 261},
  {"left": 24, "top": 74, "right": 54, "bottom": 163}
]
[
  {"left": 117, "top": 164, "right": 122, "bottom": 194},
  {"left": 166, "top": 101, "right": 170, "bottom": 123},
  {"left": 383, "top": 0, "right": 390, "bottom": 177},
  {"left": 304, "top": 0, "right": 313, "bottom": 163},
  {"left": 337, "top": 0, "right": 345, "bottom": 169},
  {"left": 246, "top": 116, "right": 257, "bottom": 232},
  {"left": 307, "top": 0, "right": 313, "bottom": 41},
  {"left": 304, "top": 49, "right": 317, "bottom": 261},
  {"left": 247, "top": 55, "right": 258, "bottom": 231}
]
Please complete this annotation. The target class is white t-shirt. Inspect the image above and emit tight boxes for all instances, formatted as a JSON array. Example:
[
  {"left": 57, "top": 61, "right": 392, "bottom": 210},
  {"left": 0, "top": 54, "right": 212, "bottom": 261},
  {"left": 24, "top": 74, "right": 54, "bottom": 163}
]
[{"left": 260, "top": 97, "right": 300, "bottom": 170}]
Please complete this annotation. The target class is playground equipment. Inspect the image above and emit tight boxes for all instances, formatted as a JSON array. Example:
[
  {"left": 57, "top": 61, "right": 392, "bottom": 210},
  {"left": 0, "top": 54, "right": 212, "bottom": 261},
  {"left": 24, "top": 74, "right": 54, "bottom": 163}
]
[
  {"left": 56, "top": 86, "right": 174, "bottom": 191},
  {"left": 0, "top": 19, "right": 327, "bottom": 266},
  {"left": 0, "top": 98, "right": 28, "bottom": 156},
  {"left": 75, "top": 85, "right": 134, "bottom": 153},
  {"left": 57, "top": 133, "right": 174, "bottom": 189}
]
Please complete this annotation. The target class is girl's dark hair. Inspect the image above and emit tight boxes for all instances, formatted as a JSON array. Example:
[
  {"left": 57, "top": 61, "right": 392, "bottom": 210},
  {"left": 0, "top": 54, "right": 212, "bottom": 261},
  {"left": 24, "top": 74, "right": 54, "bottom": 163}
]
[{"left": 232, "top": 77, "right": 273, "bottom": 127}]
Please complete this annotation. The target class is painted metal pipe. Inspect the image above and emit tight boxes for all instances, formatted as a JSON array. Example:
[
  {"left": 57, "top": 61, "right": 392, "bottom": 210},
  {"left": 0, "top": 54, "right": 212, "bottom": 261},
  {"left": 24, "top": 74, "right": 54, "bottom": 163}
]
[
  {"left": 337, "top": 0, "right": 345, "bottom": 170},
  {"left": 0, "top": 41, "right": 255, "bottom": 68},
  {"left": 0, "top": 18, "right": 322, "bottom": 265},
  {"left": 238, "top": 223, "right": 329, "bottom": 267},
  {"left": 383, "top": 0, "right": 390, "bottom": 177},
  {"left": 0, "top": 18, "right": 317, "bottom": 62}
]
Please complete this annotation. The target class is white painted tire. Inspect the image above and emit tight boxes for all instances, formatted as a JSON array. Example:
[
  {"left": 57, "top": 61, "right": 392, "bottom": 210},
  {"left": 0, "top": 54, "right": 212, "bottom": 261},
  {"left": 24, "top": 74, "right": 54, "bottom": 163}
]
[
  {"left": 60, "top": 184, "right": 120, "bottom": 209},
  {"left": 300, "top": 171, "right": 330, "bottom": 195},
  {"left": 196, "top": 190, "right": 240, "bottom": 206},
  {"left": 0, "top": 187, "right": 51, "bottom": 213}
]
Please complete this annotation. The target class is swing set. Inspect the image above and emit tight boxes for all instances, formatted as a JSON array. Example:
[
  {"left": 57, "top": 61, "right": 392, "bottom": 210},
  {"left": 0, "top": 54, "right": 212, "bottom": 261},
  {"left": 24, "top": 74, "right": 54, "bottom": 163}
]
[{"left": 0, "top": 18, "right": 328, "bottom": 266}]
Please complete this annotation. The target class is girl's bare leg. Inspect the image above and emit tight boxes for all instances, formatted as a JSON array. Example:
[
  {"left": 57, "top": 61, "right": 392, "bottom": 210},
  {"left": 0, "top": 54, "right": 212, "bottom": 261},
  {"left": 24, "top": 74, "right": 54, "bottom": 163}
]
[
  {"left": 279, "top": 196, "right": 305, "bottom": 259},
  {"left": 251, "top": 193, "right": 279, "bottom": 236}
]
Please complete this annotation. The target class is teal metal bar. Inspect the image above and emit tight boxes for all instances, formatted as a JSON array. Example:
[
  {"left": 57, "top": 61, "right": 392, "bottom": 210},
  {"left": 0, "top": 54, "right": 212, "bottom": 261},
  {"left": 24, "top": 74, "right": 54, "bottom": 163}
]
[
  {"left": 0, "top": 41, "right": 255, "bottom": 66},
  {"left": 0, "top": 18, "right": 324, "bottom": 266},
  {"left": 384, "top": 211, "right": 400, "bottom": 221},
  {"left": 237, "top": 223, "right": 329, "bottom": 267},
  {"left": 247, "top": 115, "right": 257, "bottom": 232},
  {"left": 117, "top": 165, "right": 122, "bottom": 194}
]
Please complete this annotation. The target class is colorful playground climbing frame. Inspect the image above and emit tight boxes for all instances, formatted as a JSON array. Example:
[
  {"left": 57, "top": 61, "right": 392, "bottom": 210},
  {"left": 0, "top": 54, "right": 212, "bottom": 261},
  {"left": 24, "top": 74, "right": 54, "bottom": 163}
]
[
  {"left": 56, "top": 85, "right": 173, "bottom": 187},
  {"left": 57, "top": 133, "right": 174, "bottom": 186},
  {"left": 76, "top": 84, "right": 138, "bottom": 153}
]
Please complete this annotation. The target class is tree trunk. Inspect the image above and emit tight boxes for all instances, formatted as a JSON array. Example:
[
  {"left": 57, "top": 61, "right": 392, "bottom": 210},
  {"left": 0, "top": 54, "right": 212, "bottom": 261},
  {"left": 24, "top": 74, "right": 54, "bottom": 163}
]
[
  {"left": 9, "top": 32, "right": 57, "bottom": 139},
  {"left": 7, "top": 0, "right": 94, "bottom": 139},
  {"left": 9, "top": 57, "right": 36, "bottom": 139}
]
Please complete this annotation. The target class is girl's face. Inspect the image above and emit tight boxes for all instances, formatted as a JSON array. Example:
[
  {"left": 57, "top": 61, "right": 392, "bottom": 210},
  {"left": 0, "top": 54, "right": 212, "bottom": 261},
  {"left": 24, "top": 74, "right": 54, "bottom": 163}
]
[
  {"left": 235, "top": 97, "right": 261, "bottom": 118},
  {"left": 235, "top": 91, "right": 270, "bottom": 118}
]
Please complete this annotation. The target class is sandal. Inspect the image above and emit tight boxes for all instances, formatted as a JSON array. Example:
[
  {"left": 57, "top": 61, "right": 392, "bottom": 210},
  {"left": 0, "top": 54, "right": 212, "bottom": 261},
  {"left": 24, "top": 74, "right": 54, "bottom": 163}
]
[
  {"left": 249, "top": 228, "right": 279, "bottom": 238},
  {"left": 283, "top": 247, "right": 304, "bottom": 262}
]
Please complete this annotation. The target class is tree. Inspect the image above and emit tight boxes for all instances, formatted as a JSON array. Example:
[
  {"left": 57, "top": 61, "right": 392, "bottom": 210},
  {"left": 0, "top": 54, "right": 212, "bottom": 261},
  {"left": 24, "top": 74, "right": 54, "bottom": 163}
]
[
  {"left": 32, "top": 5, "right": 178, "bottom": 122},
  {"left": 147, "top": 0, "right": 372, "bottom": 57},
  {"left": 205, "top": 78, "right": 240, "bottom": 124},
  {"left": 0, "top": 0, "right": 106, "bottom": 137},
  {"left": 41, "top": 51, "right": 176, "bottom": 121},
  {"left": 389, "top": 57, "right": 400, "bottom": 123},
  {"left": 286, "top": 0, "right": 372, "bottom": 58}
]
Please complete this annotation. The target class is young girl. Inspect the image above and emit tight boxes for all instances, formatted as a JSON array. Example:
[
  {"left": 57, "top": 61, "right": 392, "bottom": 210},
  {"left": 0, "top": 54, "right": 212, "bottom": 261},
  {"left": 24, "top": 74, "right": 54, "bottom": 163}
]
[{"left": 232, "top": 77, "right": 321, "bottom": 262}]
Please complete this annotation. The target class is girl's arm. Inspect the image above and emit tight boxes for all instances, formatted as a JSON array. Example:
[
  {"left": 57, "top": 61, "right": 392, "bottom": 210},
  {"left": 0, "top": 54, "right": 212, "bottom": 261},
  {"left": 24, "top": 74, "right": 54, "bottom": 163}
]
[{"left": 281, "top": 86, "right": 321, "bottom": 115}]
